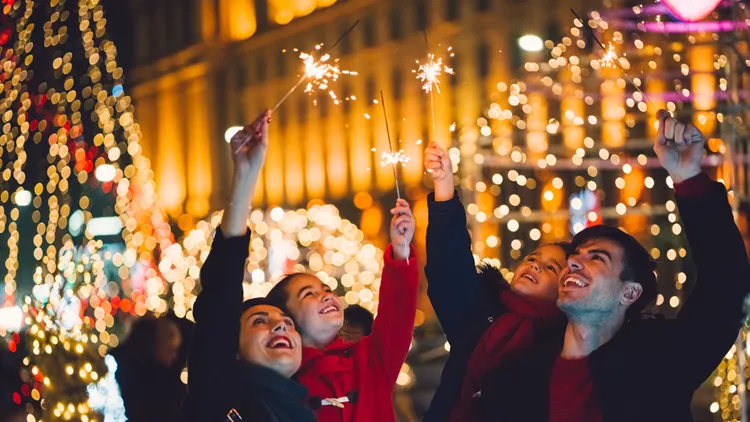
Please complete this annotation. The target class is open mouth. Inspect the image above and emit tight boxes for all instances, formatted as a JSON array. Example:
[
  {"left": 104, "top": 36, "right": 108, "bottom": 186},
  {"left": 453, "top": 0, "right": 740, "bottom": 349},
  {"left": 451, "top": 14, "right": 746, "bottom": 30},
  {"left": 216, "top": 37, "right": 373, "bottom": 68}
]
[
  {"left": 520, "top": 273, "right": 538, "bottom": 284},
  {"left": 266, "top": 336, "right": 293, "bottom": 349},
  {"left": 562, "top": 276, "right": 589, "bottom": 288},
  {"left": 319, "top": 305, "right": 340, "bottom": 315}
]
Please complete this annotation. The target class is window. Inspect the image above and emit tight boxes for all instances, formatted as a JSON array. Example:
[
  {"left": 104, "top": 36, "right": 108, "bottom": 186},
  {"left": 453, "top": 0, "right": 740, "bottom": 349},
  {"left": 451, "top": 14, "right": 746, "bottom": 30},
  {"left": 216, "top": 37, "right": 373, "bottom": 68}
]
[
  {"left": 450, "top": 56, "right": 459, "bottom": 87},
  {"left": 478, "top": 42, "right": 489, "bottom": 78},
  {"left": 362, "top": 15, "right": 376, "bottom": 48},
  {"left": 298, "top": 98, "right": 307, "bottom": 124},
  {"left": 445, "top": 0, "right": 459, "bottom": 21},
  {"left": 389, "top": 7, "right": 403, "bottom": 40},
  {"left": 255, "top": 56, "right": 266, "bottom": 83},
  {"left": 477, "top": 0, "right": 490, "bottom": 11},
  {"left": 393, "top": 68, "right": 403, "bottom": 100},
  {"left": 415, "top": 0, "right": 428, "bottom": 30},
  {"left": 342, "top": 81, "right": 352, "bottom": 114},
  {"left": 319, "top": 92, "right": 328, "bottom": 118},
  {"left": 276, "top": 51, "right": 286, "bottom": 78}
]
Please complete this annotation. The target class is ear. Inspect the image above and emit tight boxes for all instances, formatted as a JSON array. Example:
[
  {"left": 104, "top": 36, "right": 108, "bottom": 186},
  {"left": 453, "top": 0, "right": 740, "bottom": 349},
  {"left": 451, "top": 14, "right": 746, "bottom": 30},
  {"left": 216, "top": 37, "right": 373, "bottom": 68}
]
[{"left": 621, "top": 281, "right": 643, "bottom": 306}]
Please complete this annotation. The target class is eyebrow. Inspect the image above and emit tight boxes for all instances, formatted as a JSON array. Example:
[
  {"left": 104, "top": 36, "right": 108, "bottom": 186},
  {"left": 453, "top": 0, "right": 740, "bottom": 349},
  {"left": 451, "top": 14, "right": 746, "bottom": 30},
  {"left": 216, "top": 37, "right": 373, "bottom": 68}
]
[
  {"left": 586, "top": 248, "right": 612, "bottom": 261},
  {"left": 249, "top": 311, "right": 269, "bottom": 318},
  {"left": 297, "top": 285, "right": 314, "bottom": 299}
]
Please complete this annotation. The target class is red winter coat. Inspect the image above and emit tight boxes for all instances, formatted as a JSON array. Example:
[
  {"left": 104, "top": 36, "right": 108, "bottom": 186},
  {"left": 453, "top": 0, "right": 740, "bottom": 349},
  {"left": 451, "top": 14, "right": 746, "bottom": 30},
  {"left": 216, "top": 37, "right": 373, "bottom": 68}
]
[{"left": 295, "top": 244, "right": 420, "bottom": 422}]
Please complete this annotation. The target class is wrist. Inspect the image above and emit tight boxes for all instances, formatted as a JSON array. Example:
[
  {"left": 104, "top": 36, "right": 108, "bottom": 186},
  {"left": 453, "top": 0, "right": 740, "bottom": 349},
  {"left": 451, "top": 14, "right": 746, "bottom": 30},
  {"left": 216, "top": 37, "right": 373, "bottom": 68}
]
[
  {"left": 392, "top": 244, "right": 411, "bottom": 260},
  {"left": 668, "top": 168, "right": 702, "bottom": 184},
  {"left": 434, "top": 182, "right": 455, "bottom": 202}
]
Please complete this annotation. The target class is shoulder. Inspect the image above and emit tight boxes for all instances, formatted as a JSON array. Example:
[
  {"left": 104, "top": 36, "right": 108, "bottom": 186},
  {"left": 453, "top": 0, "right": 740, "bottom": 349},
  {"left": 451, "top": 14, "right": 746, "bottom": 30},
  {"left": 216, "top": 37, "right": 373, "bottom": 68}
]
[{"left": 477, "top": 262, "right": 510, "bottom": 295}]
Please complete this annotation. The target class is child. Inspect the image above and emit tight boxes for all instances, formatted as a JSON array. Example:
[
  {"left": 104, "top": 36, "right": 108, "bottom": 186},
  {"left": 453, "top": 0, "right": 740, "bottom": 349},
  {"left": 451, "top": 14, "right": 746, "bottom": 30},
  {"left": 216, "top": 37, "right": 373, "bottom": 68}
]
[
  {"left": 422, "top": 142, "right": 567, "bottom": 422},
  {"left": 266, "top": 198, "right": 420, "bottom": 422},
  {"left": 182, "top": 111, "right": 315, "bottom": 422}
]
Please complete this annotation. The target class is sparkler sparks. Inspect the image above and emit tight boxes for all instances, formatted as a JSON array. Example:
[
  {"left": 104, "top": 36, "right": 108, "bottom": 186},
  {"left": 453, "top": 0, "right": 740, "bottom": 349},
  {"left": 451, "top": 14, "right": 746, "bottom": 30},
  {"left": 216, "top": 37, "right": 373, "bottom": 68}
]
[
  {"left": 414, "top": 54, "right": 454, "bottom": 94},
  {"left": 299, "top": 46, "right": 357, "bottom": 105},
  {"left": 380, "top": 150, "right": 411, "bottom": 168},
  {"left": 599, "top": 42, "right": 618, "bottom": 68}
]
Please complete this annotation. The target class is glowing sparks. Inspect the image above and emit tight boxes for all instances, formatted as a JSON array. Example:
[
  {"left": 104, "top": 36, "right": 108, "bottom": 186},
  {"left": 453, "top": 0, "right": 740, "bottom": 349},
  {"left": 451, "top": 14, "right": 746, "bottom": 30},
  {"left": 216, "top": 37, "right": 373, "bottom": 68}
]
[
  {"left": 599, "top": 42, "right": 619, "bottom": 68},
  {"left": 298, "top": 45, "right": 357, "bottom": 105},
  {"left": 414, "top": 54, "right": 454, "bottom": 94},
  {"left": 450, "top": 122, "right": 457, "bottom": 132},
  {"left": 380, "top": 150, "right": 411, "bottom": 168}
]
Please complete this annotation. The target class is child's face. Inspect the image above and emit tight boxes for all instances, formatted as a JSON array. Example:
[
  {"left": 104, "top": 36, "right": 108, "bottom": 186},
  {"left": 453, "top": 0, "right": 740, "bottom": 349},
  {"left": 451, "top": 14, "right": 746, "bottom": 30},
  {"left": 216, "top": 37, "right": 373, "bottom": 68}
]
[
  {"left": 284, "top": 274, "right": 344, "bottom": 342},
  {"left": 238, "top": 304, "right": 302, "bottom": 378},
  {"left": 510, "top": 245, "right": 566, "bottom": 302}
]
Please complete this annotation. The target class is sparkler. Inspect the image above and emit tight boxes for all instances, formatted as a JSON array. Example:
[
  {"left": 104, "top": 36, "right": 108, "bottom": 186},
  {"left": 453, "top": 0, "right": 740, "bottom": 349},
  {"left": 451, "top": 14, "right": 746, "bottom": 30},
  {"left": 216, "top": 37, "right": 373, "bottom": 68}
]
[
  {"left": 379, "top": 91, "right": 407, "bottom": 199},
  {"left": 570, "top": 9, "right": 657, "bottom": 111},
  {"left": 235, "top": 21, "right": 359, "bottom": 154},
  {"left": 415, "top": 29, "right": 454, "bottom": 144},
  {"left": 599, "top": 42, "right": 618, "bottom": 68}
]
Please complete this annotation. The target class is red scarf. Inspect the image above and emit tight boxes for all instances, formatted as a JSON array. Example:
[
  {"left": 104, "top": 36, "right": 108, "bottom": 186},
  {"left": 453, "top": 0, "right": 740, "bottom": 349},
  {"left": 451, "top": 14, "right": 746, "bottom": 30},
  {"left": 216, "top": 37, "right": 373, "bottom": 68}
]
[{"left": 450, "top": 289, "right": 561, "bottom": 422}]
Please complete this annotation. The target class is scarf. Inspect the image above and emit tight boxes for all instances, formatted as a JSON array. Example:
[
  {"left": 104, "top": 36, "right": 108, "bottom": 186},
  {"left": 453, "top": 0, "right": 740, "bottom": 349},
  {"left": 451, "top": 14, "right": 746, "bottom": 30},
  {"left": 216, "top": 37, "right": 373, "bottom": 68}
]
[
  {"left": 450, "top": 289, "right": 561, "bottom": 422},
  {"left": 241, "top": 363, "right": 316, "bottom": 422}
]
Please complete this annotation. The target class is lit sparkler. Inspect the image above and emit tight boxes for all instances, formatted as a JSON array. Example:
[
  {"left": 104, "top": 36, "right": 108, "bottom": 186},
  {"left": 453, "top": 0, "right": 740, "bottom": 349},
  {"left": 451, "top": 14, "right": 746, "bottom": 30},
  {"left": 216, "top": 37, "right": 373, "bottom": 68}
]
[
  {"left": 380, "top": 150, "right": 410, "bottom": 168},
  {"left": 414, "top": 43, "right": 455, "bottom": 146},
  {"left": 599, "top": 42, "right": 618, "bottom": 68}
]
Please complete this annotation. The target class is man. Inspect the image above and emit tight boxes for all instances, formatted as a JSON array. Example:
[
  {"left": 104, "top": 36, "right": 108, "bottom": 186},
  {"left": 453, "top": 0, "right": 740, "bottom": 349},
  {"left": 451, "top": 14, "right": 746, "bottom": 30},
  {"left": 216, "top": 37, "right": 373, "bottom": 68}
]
[{"left": 469, "top": 111, "right": 750, "bottom": 421}]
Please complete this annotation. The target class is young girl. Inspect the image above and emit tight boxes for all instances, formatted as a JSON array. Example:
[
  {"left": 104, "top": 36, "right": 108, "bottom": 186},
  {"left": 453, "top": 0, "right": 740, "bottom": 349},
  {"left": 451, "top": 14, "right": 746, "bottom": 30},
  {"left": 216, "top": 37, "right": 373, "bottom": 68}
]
[
  {"left": 183, "top": 111, "right": 315, "bottom": 422},
  {"left": 266, "top": 198, "right": 420, "bottom": 422},
  {"left": 423, "top": 142, "right": 568, "bottom": 422}
]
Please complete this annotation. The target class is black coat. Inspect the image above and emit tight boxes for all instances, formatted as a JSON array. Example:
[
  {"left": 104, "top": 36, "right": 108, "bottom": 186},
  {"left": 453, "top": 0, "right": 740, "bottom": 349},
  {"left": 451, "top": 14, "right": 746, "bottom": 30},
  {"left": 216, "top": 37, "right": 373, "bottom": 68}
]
[
  {"left": 423, "top": 192, "right": 512, "bottom": 422},
  {"left": 425, "top": 181, "right": 750, "bottom": 422},
  {"left": 181, "top": 228, "right": 315, "bottom": 422}
]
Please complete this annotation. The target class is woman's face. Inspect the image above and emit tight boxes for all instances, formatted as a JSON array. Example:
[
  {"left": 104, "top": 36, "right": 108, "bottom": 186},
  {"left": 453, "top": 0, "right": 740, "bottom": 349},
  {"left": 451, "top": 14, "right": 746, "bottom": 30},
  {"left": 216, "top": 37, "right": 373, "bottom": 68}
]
[
  {"left": 238, "top": 304, "right": 302, "bottom": 378},
  {"left": 510, "top": 245, "right": 567, "bottom": 302},
  {"left": 284, "top": 274, "right": 344, "bottom": 345}
]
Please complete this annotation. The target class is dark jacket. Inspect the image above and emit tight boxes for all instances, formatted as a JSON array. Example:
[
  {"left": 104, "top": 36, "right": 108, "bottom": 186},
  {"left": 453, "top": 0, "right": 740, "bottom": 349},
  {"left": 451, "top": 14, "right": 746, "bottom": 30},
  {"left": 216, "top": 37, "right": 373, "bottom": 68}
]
[
  {"left": 181, "top": 227, "right": 315, "bottom": 422},
  {"left": 427, "top": 180, "right": 750, "bottom": 422},
  {"left": 423, "top": 192, "right": 512, "bottom": 422}
]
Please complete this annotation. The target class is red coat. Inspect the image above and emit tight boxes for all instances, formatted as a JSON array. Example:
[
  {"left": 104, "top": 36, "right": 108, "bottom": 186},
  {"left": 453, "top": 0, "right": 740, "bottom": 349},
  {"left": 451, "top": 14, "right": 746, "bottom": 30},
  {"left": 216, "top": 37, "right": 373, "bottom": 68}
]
[{"left": 295, "top": 244, "right": 420, "bottom": 422}]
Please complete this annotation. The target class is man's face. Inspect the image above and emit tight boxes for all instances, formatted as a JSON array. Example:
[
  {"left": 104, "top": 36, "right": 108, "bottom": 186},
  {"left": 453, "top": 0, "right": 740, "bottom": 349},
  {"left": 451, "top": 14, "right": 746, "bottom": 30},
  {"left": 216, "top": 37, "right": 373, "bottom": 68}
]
[
  {"left": 238, "top": 305, "right": 302, "bottom": 378},
  {"left": 558, "top": 238, "right": 633, "bottom": 319}
]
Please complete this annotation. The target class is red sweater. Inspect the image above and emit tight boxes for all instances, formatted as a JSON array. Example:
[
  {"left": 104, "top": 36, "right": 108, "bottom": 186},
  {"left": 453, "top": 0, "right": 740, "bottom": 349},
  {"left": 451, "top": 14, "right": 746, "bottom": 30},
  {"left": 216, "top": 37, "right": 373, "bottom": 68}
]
[{"left": 295, "top": 244, "right": 420, "bottom": 422}]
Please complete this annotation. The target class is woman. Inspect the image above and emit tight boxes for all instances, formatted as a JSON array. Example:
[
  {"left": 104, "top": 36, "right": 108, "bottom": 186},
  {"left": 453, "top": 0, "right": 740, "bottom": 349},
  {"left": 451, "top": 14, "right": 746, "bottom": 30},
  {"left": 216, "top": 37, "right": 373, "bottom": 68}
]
[
  {"left": 266, "top": 199, "right": 420, "bottom": 422},
  {"left": 182, "top": 111, "right": 314, "bottom": 422},
  {"left": 423, "top": 142, "right": 568, "bottom": 422}
]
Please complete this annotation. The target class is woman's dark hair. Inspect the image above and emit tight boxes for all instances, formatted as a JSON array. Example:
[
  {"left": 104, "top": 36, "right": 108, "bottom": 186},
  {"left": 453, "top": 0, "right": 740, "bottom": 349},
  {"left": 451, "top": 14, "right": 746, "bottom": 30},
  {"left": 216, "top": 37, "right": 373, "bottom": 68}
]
[
  {"left": 569, "top": 225, "right": 658, "bottom": 320},
  {"left": 343, "top": 305, "right": 374, "bottom": 336}
]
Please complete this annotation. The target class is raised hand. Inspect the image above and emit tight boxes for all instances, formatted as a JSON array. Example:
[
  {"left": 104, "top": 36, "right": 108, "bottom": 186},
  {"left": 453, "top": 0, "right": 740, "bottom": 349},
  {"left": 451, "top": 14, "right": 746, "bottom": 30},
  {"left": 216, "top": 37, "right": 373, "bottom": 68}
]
[
  {"left": 424, "top": 142, "right": 454, "bottom": 201},
  {"left": 654, "top": 110, "right": 705, "bottom": 184},
  {"left": 223, "top": 110, "right": 272, "bottom": 237},
  {"left": 389, "top": 199, "right": 415, "bottom": 261},
  {"left": 231, "top": 110, "right": 272, "bottom": 176}
]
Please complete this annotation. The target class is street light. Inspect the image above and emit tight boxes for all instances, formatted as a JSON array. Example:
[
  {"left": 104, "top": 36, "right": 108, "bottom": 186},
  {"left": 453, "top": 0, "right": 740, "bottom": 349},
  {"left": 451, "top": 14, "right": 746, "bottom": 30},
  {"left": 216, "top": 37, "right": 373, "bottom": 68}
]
[
  {"left": 518, "top": 34, "right": 544, "bottom": 52},
  {"left": 225, "top": 126, "right": 243, "bottom": 143},
  {"left": 14, "top": 189, "right": 31, "bottom": 206}
]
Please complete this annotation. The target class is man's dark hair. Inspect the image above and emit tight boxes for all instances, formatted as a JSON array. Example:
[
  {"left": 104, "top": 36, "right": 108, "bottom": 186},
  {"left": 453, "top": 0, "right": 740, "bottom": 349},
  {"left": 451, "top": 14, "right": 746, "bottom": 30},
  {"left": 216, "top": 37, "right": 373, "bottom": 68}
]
[
  {"left": 570, "top": 225, "right": 658, "bottom": 319},
  {"left": 343, "top": 305, "right": 374, "bottom": 336}
]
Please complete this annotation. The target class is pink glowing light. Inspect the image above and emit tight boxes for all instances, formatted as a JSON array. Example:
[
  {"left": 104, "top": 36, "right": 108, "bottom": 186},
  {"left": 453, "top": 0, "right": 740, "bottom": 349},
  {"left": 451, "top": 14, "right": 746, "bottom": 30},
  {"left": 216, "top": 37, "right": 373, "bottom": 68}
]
[{"left": 661, "top": 0, "right": 721, "bottom": 22}]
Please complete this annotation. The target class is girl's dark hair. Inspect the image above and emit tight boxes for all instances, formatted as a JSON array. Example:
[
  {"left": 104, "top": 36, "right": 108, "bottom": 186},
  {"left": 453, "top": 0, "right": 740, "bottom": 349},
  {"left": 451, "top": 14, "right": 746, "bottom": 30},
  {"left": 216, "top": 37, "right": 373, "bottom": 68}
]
[{"left": 266, "top": 272, "right": 307, "bottom": 312}]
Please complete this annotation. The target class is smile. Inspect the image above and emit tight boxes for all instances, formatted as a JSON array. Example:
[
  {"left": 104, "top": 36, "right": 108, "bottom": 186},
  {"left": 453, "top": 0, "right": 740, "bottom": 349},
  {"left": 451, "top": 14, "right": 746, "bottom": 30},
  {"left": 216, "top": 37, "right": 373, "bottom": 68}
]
[
  {"left": 521, "top": 273, "right": 538, "bottom": 284},
  {"left": 563, "top": 276, "right": 589, "bottom": 288},
  {"left": 320, "top": 305, "right": 339, "bottom": 315},
  {"left": 266, "top": 336, "right": 293, "bottom": 349}
]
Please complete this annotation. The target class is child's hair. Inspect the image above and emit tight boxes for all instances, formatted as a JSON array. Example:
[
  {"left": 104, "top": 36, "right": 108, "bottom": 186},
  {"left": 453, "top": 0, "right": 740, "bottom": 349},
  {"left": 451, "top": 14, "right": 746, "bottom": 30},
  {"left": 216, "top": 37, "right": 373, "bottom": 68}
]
[
  {"left": 343, "top": 305, "right": 374, "bottom": 336},
  {"left": 265, "top": 273, "right": 308, "bottom": 329}
]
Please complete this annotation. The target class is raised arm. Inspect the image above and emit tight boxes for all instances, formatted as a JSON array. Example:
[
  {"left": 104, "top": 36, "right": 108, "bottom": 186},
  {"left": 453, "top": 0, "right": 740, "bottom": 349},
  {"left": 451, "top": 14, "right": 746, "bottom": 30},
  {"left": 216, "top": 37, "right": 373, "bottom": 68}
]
[
  {"left": 424, "top": 143, "right": 480, "bottom": 344},
  {"left": 183, "top": 111, "right": 270, "bottom": 420},
  {"left": 362, "top": 199, "right": 420, "bottom": 387},
  {"left": 654, "top": 111, "right": 750, "bottom": 388}
]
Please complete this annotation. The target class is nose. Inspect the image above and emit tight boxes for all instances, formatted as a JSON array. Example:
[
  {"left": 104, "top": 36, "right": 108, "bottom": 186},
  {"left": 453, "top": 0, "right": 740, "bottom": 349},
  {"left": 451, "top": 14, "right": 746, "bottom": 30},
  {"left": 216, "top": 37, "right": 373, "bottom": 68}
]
[
  {"left": 272, "top": 320, "right": 288, "bottom": 333},
  {"left": 322, "top": 292, "right": 334, "bottom": 303},
  {"left": 531, "top": 261, "right": 540, "bottom": 272},
  {"left": 567, "top": 255, "right": 583, "bottom": 272}
]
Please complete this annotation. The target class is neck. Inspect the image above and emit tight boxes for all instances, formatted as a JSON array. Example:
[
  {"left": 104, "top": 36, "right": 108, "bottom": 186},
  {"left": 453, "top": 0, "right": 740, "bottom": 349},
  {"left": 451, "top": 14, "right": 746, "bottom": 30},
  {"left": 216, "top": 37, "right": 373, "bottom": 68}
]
[
  {"left": 303, "top": 331, "right": 339, "bottom": 350},
  {"left": 561, "top": 313, "right": 624, "bottom": 358}
]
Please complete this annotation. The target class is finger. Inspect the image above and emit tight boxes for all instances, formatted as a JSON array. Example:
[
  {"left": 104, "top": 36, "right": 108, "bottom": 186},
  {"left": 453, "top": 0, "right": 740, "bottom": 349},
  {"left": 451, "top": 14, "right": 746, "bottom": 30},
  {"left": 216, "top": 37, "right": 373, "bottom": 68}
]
[
  {"left": 425, "top": 162, "right": 443, "bottom": 170},
  {"left": 664, "top": 118, "right": 676, "bottom": 142},
  {"left": 673, "top": 122, "right": 686, "bottom": 146},
  {"left": 686, "top": 124, "right": 704, "bottom": 145},
  {"left": 392, "top": 215, "right": 411, "bottom": 228},
  {"left": 396, "top": 198, "right": 409, "bottom": 208},
  {"left": 655, "top": 110, "right": 670, "bottom": 145},
  {"left": 425, "top": 147, "right": 444, "bottom": 157}
]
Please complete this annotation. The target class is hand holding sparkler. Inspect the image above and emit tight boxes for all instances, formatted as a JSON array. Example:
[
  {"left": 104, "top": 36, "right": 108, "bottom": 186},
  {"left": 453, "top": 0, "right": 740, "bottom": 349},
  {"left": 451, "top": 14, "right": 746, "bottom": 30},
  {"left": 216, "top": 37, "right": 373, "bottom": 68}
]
[
  {"left": 424, "top": 142, "right": 454, "bottom": 202},
  {"left": 654, "top": 110, "right": 705, "bottom": 184},
  {"left": 230, "top": 110, "right": 271, "bottom": 169},
  {"left": 389, "top": 199, "right": 415, "bottom": 261}
]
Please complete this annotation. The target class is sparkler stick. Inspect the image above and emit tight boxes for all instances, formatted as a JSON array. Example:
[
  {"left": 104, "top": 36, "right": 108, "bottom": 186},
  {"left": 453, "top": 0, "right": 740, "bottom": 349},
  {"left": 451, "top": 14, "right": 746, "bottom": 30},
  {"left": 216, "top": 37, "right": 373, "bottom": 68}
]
[
  {"left": 379, "top": 91, "right": 402, "bottom": 199},
  {"left": 235, "top": 21, "right": 360, "bottom": 154},
  {"left": 570, "top": 8, "right": 658, "bottom": 111}
]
